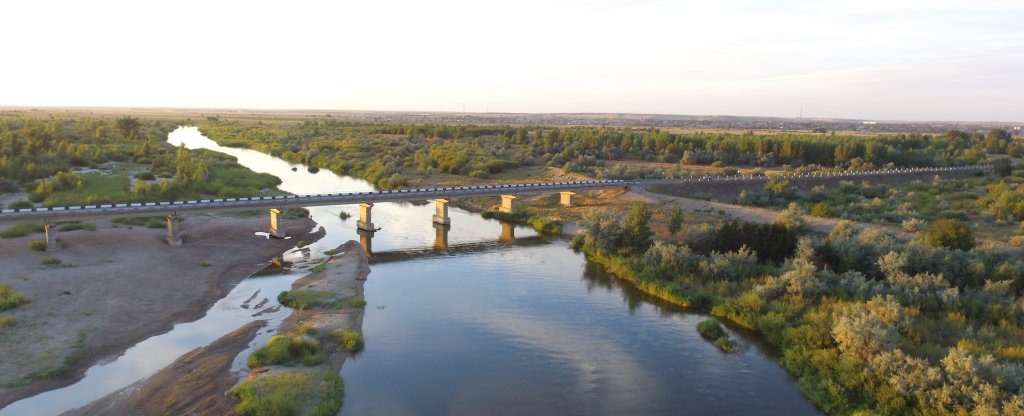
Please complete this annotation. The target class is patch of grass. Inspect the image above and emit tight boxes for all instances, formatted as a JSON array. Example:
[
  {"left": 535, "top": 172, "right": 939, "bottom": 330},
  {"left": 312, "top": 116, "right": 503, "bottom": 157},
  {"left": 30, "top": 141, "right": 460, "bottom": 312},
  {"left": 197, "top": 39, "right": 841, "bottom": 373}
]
[
  {"left": 247, "top": 335, "right": 324, "bottom": 368},
  {"left": 295, "top": 240, "right": 309, "bottom": 248},
  {"left": 112, "top": 216, "right": 165, "bottom": 228},
  {"left": 323, "top": 249, "right": 338, "bottom": 256},
  {"left": 334, "top": 330, "right": 365, "bottom": 353},
  {"left": 0, "top": 284, "right": 30, "bottom": 311},
  {"left": 41, "top": 257, "right": 62, "bottom": 266},
  {"left": 282, "top": 207, "right": 309, "bottom": 219},
  {"left": 200, "top": 260, "right": 212, "bottom": 267},
  {"left": 57, "top": 221, "right": 97, "bottom": 232},
  {"left": 311, "top": 263, "right": 327, "bottom": 273},
  {"left": 0, "top": 223, "right": 44, "bottom": 239},
  {"left": 29, "top": 240, "right": 47, "bottom": 251},
  {"left": 347, "top": 297, "right": 367, "bottom": 308},
  {"left": 277, "top": 290, "right": 342, "bottom": 310},
  {"left": 697, "top": 319, "right": 740, "bottom": 353},
  {"left": 0, "top": 316, "right": 15, "bottom": 332},
  {"left": 229, "top": 371, "right": 344, "bottom": 416},
  {"left": 43, "top": 175, "right": 131, "bottom": 206}
]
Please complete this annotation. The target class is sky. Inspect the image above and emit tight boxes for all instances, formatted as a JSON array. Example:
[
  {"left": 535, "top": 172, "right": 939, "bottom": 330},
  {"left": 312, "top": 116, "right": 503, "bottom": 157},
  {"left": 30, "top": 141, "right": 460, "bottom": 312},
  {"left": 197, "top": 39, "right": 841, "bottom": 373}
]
[{"left": 1, "top": 0, "right": 1022, "bottom": 122}]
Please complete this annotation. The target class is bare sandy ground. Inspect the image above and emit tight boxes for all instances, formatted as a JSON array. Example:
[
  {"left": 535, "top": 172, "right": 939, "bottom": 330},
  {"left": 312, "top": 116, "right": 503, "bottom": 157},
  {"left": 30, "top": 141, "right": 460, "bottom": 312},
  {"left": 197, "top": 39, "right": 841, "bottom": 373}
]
[{"left": 0, "top": 212, "right": 322, "bottom": 408}]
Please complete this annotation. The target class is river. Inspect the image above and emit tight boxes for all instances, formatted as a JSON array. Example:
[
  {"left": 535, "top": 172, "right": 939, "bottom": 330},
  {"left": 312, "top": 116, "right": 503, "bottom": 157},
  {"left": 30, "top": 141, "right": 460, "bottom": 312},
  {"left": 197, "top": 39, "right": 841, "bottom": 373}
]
[{"left": 1, "top": 126, "right": 820, "bottom": 415}]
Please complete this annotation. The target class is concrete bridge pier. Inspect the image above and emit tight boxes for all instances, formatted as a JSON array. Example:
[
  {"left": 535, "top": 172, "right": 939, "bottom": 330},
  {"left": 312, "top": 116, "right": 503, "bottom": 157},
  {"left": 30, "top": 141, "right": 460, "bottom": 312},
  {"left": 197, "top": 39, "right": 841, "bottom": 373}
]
[
  {"left": 269, "top": 208, "right": 286, "bottom": 238},
  {"left": 433, "top": 199, "right": 451, "bottom": 225},
  {"left": 499, "top": 220, "right": 515, "bottom": 243},
  {"left": 433, "top": 222, "right": 450, "bottom": 250},
  {"left": 500, "top": 195, "right": 518, "bottom": 213},
  {"left": 357, "top": 228, "right": 374, "bottom": 256},
  {"left": 559, "top": 191, "right": 576, "bottom": 207},
  {"left": 166, "top": 213, "right": 182, "bottom": 246},
  {"left": 44, "top": 220, "right": 60, "bottom": 251},
  {"left": 357, "top": 203, "right": 376, "bottom": 231}
]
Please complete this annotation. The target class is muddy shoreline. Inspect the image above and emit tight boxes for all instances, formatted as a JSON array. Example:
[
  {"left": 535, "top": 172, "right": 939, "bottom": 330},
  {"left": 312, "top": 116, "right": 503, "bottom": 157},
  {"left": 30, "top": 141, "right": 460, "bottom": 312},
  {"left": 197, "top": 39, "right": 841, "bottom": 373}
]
[{"left": 0, "top": 213, "right": 322, "bottom": 408}]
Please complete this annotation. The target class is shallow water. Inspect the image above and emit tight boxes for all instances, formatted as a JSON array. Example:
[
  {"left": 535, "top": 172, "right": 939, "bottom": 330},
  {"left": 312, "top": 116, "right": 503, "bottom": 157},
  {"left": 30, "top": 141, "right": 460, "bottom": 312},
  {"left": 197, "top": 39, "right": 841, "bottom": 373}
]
[{"left": 0, "top": 126, "right": 819, "bottom": 415}]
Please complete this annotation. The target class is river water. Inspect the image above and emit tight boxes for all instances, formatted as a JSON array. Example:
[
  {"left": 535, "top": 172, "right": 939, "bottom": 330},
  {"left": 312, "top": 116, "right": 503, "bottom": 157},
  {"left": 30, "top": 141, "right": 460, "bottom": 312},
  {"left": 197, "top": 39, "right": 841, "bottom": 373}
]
[{"left": 2, "top": 126, "right": 819, "bottom": 415}]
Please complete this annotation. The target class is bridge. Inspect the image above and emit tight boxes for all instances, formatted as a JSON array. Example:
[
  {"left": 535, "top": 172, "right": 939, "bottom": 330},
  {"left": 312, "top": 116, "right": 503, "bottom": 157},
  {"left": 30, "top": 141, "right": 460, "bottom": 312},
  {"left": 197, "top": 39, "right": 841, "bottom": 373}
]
[{"left": 0, "top": 164, "right": 988, "bottom": 251}]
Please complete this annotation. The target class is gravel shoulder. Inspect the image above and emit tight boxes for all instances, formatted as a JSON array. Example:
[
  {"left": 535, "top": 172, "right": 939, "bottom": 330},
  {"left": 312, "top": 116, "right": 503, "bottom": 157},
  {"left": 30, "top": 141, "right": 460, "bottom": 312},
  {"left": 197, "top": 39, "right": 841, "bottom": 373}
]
[{"left": 0, "top": 212, "right": 321, "bottom": 408}]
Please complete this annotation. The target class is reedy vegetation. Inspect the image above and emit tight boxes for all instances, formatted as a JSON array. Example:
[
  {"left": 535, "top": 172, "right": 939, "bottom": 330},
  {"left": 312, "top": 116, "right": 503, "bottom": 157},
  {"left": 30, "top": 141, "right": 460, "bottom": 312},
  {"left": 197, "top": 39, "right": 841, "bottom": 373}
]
[{"left": 574, "top": 202, "right": 1024, "bottom": 415}]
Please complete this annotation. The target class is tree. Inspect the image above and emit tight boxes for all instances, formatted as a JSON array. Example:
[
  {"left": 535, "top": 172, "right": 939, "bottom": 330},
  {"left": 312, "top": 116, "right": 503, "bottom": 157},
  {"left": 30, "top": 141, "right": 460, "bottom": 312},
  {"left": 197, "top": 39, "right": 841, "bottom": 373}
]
[
  {"left": 116, "top": 116, "right": 141, "bottom": 140},
  {"left": 993, "top": 158, "right": 1012, "bottom": 177},
  {"left": 765, "top": 176, "right": 789, "bottom": 204},
  {"left": 923, "top": 218, "right": 974, "bottom": 251},
  {"left": 668, "top": 206, "right": 684, "bottom": 237},
  {"left": 620, "top": 201, "right": 653, "bottom": 254}
]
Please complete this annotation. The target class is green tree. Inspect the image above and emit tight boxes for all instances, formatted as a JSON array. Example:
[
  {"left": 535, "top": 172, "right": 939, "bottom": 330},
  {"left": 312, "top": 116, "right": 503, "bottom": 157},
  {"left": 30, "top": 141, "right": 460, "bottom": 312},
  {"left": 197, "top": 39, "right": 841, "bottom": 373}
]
[
  {"left": 116, "top": 116, "right": 141, "bottom": 139},
  {"left": 765, "top": 176, "right": 789, "bottom": 204},
  {"left": 923, "top": 218, "right": 974, "bottom": 251},
  {"left": 810, "top": 201, "right": 831, "bottom": 217},
  {"left": 668, "top": 206, "right": 684, "bottom": 237},
  {"left": 993, "top": 158, "right": 1012, "bottom": 177},
  {"left": 620, "top": 201, "right": 653, "bottom": 254}
]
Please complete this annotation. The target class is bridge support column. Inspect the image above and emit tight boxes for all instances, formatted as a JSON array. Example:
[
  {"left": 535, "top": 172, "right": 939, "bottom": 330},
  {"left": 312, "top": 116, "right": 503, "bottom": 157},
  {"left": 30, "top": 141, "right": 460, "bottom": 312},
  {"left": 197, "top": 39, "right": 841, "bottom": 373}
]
[
  {"left": 269, "top": 208, "right": 286, "bottom": 238},
  {"left": 44, "top": 221, "right": 60, "bottom": 252},
  {"left": 166, "top": 214, "right": 182, "bottom": 246},
  {"left": 433, "top": 223, "right": 450, "bottom": 250},
  {"left": 559, "top": 191, "right": 576, "bottom": 207},
  {"left": 432, "top": 199, "right": 451, "bottom": 225},
  {"left": 500, "top": 195, "right": 517, "bottom": 213},
  {"left": 357, "top": 203, "right": 375, "bottom": 231},
  {"left": 499, "top": 220, "right": 515, "bottom": 243},
  {"left": 357, "top": 228, "right": 374, "bottom": 256}
]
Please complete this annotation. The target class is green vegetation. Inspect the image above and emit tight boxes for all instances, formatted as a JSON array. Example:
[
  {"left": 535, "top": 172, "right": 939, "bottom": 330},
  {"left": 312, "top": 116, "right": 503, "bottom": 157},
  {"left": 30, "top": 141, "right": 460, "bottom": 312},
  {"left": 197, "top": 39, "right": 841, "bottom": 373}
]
[
  {"left": 197, "top": 121, "right": 1012, "bottom": 187},
  {"left": 575, "top": 209, "right": 1024, "bottom": 414},
  {"left": 922, "top": 218, "right": 975, "bottom": 251},
  {"left": 0, "top": 316, "right": 15, "bottom": 332},
  {"left": 0, "top": 284, "right": 30, "bottom": 312},
  {"left": 200, "top": 260, "right": 212, "bottom": 267},
  {"left": 347, "top": 296, "right": 367, "bottom": 308},
  {"left": 0, "top": 223, "right": 44, "bottom": 238},
  {"left": 229, "top": 371, "right": 344, "bottom": 416},
  {"left": 247, "top": 335, "right": 324, "bottom": 368},
  {"left": 311, "top": 263, "right": 327, "bottom": 273},
  {"left": 480, "top": 210, "right": 562, "bottom": 236},
  {"left": 57, "top": 221, "right": 96, "bottom": 232},
  {"left": 278, "top": 289, "right": 344, "bottom": 310},
  {"left": 697, "top": 319, "right": 739, "bottom": 352},
  {"left": 112, "top": 216, "right": 167, "bottom": 228},
  {"left": 29, "top": 240, "right": 47, "bottom": 251},
  {"left": 338, "top": 211, "right": 351, "bottom": 220},
  {"left": 40, "top": 257, "right": 62, "bottom": 266},
  {"left": 334, "top": 330, "right": 365, "bottom": 353},
  {"left": 0, "top": 114, "right": 282, "bottom": 207}
]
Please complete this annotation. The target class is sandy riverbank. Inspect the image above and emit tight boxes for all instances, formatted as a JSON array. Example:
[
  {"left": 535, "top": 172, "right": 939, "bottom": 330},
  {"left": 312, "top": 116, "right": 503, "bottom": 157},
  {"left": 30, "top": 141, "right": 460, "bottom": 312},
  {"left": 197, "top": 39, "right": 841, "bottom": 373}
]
[{"left": 0, "top": 212, "right": 322, "bottom": 408}]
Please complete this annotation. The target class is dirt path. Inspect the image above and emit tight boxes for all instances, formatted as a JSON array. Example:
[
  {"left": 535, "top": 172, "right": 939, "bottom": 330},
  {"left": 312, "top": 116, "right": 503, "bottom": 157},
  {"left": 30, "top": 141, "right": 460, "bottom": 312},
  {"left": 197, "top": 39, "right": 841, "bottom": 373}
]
[{"left": 0, "top": 212, "right": 322, "bottom": 408}]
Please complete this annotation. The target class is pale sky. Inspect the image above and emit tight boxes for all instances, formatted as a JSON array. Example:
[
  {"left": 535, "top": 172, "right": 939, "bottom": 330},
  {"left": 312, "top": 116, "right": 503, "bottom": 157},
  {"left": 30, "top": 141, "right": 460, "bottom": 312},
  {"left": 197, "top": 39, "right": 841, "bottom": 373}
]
[{"left": 2, "top": 0, "right": 1022, "bottom": 121}]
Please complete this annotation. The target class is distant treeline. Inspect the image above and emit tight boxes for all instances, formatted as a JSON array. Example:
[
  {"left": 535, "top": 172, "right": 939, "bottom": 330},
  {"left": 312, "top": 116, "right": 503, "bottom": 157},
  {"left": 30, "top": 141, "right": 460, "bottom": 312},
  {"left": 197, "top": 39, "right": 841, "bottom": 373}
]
[{"left": 199, "top": 120, "right": 1017, "bottom": 187}]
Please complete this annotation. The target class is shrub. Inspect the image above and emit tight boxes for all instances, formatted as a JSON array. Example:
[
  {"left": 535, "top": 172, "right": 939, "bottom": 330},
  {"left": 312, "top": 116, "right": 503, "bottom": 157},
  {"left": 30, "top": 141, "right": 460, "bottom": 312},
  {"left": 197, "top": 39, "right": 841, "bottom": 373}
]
[
  {"left": 29, "top": 240, "right": 47, "bottom": 251},
  {"left": 334, "top": 330, "right": 365, "bottom": 353},
  {"left": 922, "top": 218, "right": 974, "bottom": 251},
  {"left": 0, "top": 316, "right": 15, "bottom": 331},
  {"left": 0, "top": 284, "right": 31, "bottom": 311},
  {"left": 58, "top": 222, "right": 96, "bottom": 232},
  {"left": 0, "top": 223, "right": 45, "bottom": 239},
  {"left": 41, "top": 257, "right": 62, "bottom": 266},
  {"left": 810, "top": 202, "right": 831, "bottom": 217},
  {"left": 338, "top": 211, "right": 351, "bottom": 220},
  {"left": 229, "top": 371, "right": 344, "bottom": 416},
  {"left": 697, "top": 319, "right": 740, "bottom": 353},
  {"left": 10, "top": 200, "right": 33, "bottom": 209},
  {"left": 247, "top": 335, "right": 324, "bottom": 368},
  {"left": 136, "top": 172, "right": 156, "bottom": 180},
  {"left": 278, "top": 289, "right": 342, "bottom": 309}
]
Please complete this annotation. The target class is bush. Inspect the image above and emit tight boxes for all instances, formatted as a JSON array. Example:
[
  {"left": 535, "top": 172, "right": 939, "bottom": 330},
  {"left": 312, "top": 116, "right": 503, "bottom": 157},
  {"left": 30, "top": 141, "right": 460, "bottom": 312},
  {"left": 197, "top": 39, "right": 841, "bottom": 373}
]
[
  {"left": 136, "top": 172, "right": 156, "bottom": 180},
  {"left": 229, "top": 371, "right": 344, "bottom": 416},
  {"left": 10, "top": 200, "right": 33, "bottom": 209},
  {"left": 29, "top": 240, "right": 47, "bottom": 251},
  {"left": 0, "top": 284, "right": 30, "bottom": 312},
  {"left": 697, "top": 319, "right": 739, "bottom": 352},
  {"left": 922, "top": 218, "right": 974, "bottom": 251},
  {"left": 278, "top": 289, "right": 343, "bottom": 309},
  {"left": 41, "top": 257, "right": 62, "bottom": 266},
  {"left": 334, "top": 330, "right": 365, "bottom": 353},
  {"left": 695, "top": 221, "right": 796, "bottom": 264},
  {"left": 0, "top": 223, "right": 45, "bottom": 239},
  {"left": 810, "top": 202, "right": 831, "bottom": 217},
  {"left": 248, "top": 335, "right": 324, "bottom": 368},
  {"left": 58, "top": 222, "right": 96, "bottom": 232}
]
